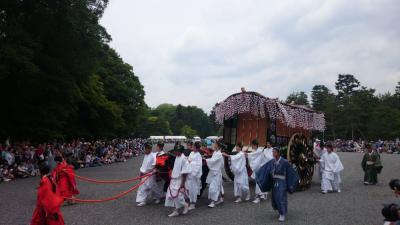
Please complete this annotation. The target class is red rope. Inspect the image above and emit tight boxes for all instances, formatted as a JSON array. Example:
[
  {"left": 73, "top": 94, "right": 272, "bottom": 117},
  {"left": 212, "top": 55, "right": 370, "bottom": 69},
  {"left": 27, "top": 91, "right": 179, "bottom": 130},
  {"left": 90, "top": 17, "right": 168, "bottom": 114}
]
[
  {"left": 168, "top": 186, "right": 186, "bottom": 199},
  {"left": 64, "top": 169, "right": 154, "bottom": 184},
  {"left": 63, "top": 173, "right": 153, "bottom": 203}
]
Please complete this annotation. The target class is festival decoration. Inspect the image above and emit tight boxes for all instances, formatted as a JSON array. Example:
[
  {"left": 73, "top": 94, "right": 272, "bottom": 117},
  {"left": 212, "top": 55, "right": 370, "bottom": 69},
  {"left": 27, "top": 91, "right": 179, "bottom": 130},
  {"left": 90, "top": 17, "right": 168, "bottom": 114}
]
[{"left": 213, "top": 92, "right": 325, "bottom": 131}]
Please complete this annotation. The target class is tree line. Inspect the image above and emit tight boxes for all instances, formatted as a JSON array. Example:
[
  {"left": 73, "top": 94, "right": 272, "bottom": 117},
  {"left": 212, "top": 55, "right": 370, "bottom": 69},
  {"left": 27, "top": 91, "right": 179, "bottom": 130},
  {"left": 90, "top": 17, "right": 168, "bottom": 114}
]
[
  {"left": 1, "top": 2, "right": 397, "bottom": 142},
  {"left": 0, "top": 0, "right": 219, "bottom": 141},
  {"left": 0, "top": 0, "right": 146, "bottom": 140},
  {"left": 137, "top": 104, "right": 219, "bottom": 139},
  {"left": 286, "top": 75, "right": 400, "bottom": 140}
]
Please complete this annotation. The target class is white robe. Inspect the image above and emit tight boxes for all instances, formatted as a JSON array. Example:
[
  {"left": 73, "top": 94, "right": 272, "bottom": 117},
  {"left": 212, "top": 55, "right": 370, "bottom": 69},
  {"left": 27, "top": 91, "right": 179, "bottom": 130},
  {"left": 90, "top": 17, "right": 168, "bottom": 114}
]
[
  {"left": 187, "top": 151, "right": 203, "bottom": 203},
  {"left": 247, "top": 147, "right": 271, "bottom": 195},
  {"left": 320, "top": 152, "right": 344, "bottom": 192},
  {"left": 229, "top": 152, "right": 249, "bottom": 198},
  {"left": 165, "top": 154, "right": 191, "bottom": 209},
  {"left": 136, "top": 153, "right": 156, "bottom": 203},
  {"left": 263, "top": 147, "right": 273, "bottom": 160},
  {"left": 206, "top": 150, "right": 224, "bottom": 201}
]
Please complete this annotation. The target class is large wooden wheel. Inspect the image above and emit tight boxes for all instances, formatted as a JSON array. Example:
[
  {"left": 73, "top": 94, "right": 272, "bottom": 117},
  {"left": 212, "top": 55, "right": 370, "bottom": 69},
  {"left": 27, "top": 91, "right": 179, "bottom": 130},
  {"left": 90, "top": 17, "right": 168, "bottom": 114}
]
[{"left": 287, "top": 133, "right": 315, "bottom": 191}]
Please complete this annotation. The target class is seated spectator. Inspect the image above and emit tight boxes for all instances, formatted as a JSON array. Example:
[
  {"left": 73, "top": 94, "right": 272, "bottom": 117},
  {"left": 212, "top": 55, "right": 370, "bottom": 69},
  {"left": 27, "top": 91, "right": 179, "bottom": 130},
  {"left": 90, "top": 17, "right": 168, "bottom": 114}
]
[
  {"left": 15, "top": 162, "right": 30, "bottom": 178},
  {"left": 2, "top": 164, "right": 15, "bottom": 182},
  {"left": 0, "top": 138, "right": 147, "bottom": 181},
  {"left": 26, "top": 160, "right": 38, "bottom": 176},
  {"left": 85, "top": 153, "right": 93, "bottom": 168}
]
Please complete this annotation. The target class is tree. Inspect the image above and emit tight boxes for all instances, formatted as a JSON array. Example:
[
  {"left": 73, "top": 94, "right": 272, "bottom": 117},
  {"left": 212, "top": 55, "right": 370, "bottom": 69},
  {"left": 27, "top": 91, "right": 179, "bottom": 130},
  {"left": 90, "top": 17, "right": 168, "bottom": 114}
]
[
  {"left": 147, "top": 103, "right": 219, "bottom": 137},
  {"left": 311, "top": 85, "right": 333, "bottom": 111},
  {"left": 137, "top": 116, "right": 172, "bottom": 138},
  {"left": 180, "top": 125, "right": 197, "bottom": 138},
  {"left": 285, "top": 91, "right": 310, "bottom": 106},
  {"left": 335, "top": 74, "right": 360, "bottom": 105}
]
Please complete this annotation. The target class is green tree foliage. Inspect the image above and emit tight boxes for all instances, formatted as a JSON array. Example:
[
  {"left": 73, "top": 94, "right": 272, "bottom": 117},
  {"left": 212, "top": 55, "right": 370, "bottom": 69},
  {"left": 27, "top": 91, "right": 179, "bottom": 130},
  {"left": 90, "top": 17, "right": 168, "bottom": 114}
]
[
  {"left": 140, "top": 104, "right": 220, "bottom": 138},
  {"left": 311, "top": 75, "right": 400, "bottom": 140},
  {"left": 335, "top": 74, "right": 360, "bottom": 105},
  {"left": 180, "top": 125, "right": 197, "bottom": 138},
  {"left": 0, "top": 0, "right": 145, "bottom": 140},
  {"left": 137, "top": 116, "right": 172, "bottom": 138},
  {"left": 311, "top": 85, "right": 333, "bottom": 111},
  {"left": 285, "top": 91, "right": 310, "bottom": 106}
]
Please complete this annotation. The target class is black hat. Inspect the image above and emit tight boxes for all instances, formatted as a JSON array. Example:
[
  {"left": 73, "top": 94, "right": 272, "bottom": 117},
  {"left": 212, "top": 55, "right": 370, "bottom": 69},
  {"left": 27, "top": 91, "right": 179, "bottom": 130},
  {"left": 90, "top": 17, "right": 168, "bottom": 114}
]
[
  {"left": 325, "top": 142, "right": 333, "bottom": 149},
  {"left": 389, "top": 179, "right": 400, "bottom": 191},
  {"left": 54, "top": 156, "right": 63, "bottom": 162},
  {"left": 173, "top": 142, "right": 184, "bottom": 153},
  {"left": 194, "top": 141, "right": 201, "bottom": 149},
  {"left": 157, "top": 141, "right": 164, "bottom": 148},
  {"left": 251, "top": 139, "right": 259, "bottom": 146},
  {"left": 144, "top": 142, "right": 152, "bottom": 150},
  {"left": 382, "top": 203, "right": 399, "bottom": 221},
  {"left": 273, "top": 147, "right": 280, "bottom": 154},
  {"left": 39, "top": 164, "right": 50, "bottom": 176}
]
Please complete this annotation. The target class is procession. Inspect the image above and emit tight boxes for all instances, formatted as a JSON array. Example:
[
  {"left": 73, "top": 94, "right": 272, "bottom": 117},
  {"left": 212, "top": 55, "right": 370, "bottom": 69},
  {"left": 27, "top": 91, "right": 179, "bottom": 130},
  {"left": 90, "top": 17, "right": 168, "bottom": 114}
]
[
  {"left": 1, "top": 0, "right": 400, "bottom": 224},
  {"left": 1, "top": 90, "right": 399, "bottom": 225},
  {"left": 3, "top": 135, "right": 399, "bottom": 225}
]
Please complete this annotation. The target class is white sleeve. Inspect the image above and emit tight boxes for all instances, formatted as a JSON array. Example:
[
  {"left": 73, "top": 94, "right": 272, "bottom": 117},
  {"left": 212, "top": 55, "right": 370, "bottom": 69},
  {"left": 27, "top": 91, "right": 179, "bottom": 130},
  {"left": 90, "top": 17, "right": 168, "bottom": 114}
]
[
  {"left": 230, "top": 153, "right": 245, "bottom": 174},
  {"left": 180, "top": 157, "right": 192, "bottom": 174},
  {"left": 206, "top": 152, "right": 223, "bottom": 171},
  {"left": 190, "top": 154, "right": 203, "bottom": 177}
]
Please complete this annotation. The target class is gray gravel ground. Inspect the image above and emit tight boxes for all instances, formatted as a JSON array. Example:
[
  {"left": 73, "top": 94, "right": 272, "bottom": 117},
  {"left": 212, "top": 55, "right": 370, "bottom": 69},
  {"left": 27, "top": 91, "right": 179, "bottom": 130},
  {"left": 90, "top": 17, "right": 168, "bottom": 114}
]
[{"left": 1, "top": 152, "right": 399, "bottom": 225}]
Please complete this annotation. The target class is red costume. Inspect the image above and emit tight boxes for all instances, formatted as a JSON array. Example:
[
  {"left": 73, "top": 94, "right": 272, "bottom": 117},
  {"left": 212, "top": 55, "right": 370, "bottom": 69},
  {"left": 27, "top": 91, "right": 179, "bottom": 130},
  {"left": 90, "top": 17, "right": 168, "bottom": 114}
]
[
  {"left": 52, "top": 161, "right": 79, "bottom": 199},
  {"left": 31, "top": 175, "right": 65, "bottom": 225}
]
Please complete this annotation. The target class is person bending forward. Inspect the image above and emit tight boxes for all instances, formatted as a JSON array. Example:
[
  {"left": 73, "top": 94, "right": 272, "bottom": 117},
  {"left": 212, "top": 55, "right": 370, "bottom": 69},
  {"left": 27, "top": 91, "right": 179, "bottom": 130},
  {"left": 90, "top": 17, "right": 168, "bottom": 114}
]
[{"left": 223, "top": 142, "right": 250, "bottom": 203}]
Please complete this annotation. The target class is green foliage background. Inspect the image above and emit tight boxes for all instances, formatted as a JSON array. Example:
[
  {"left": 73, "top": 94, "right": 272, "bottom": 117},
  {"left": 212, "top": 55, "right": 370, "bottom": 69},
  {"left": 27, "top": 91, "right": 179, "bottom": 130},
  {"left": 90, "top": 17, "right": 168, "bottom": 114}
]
[
  {"left": 0, "top": 2, "right": 398, "bottom": 141},
  {"left": 308, "top": 75, "right": 400, "bottom": 140}
]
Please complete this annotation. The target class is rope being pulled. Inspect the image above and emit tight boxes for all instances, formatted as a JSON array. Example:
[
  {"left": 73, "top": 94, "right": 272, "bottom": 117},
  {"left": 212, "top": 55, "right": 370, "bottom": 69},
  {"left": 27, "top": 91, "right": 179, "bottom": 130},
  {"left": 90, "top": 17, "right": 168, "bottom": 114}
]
[
  {"left": 63, "top": 172, "right": 153, "bottom": 203},
  {"left": 64, "top": 169, "right": 154, "bottom": 184}
]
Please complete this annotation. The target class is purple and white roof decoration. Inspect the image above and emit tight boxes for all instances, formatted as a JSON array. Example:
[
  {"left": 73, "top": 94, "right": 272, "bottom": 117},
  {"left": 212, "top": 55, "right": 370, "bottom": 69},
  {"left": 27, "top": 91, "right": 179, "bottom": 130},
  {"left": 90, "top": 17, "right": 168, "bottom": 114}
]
[{"left": 213, "top": 91, "right": 325, "bottom": 131}]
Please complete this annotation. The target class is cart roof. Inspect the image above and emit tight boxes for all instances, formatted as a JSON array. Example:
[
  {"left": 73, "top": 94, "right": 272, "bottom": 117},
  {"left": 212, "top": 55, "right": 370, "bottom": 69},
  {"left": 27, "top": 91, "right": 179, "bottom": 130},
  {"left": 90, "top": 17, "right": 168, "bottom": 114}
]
[{"left": 213, "top": 91, "right": 325, "bottom": 131}]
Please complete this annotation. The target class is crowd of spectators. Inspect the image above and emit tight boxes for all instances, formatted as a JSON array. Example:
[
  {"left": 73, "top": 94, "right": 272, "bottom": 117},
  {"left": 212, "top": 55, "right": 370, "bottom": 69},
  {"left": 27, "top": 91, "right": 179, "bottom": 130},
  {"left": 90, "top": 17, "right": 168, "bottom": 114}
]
[
  {"left": 331, "top": 139, "right": 400, "bottom": 153},
  {"left": 0, "top": 138, "right": 146, "bottom": 182}
]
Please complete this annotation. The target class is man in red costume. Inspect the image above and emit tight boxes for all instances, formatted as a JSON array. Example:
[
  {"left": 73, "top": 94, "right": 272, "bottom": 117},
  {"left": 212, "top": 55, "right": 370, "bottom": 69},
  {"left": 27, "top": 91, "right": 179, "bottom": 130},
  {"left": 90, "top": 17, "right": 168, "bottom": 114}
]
[
  {"left": 52, "top": 156, "right": 79, "bottom": 204},
  {"left": 31, "top": 164, "right": 65, "bottom": 225}
]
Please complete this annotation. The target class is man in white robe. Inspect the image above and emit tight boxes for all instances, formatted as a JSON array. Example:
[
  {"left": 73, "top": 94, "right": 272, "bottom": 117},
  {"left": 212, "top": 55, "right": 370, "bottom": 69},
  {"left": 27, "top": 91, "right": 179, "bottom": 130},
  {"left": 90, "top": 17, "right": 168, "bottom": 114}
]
[
  {"left": 223, "top": 143, "right": 249, "bottom": 203},
  {"left": 246, "top": 139, "right": 271, "bottom": 203},
  {"left": 320, "top": 143, "right": 344, "bottom": 194},
  {"left": 206, "top": 141, "right": 224, "bottom": 208},
  {"left": 187, "top": 142, "right": 203, "bottom": 210},
  {"left": 136, "top": 143, "right": 156, "bottom": 206},
  {"left": 165, "top": 145, "right": 191, "bottom": 217}
]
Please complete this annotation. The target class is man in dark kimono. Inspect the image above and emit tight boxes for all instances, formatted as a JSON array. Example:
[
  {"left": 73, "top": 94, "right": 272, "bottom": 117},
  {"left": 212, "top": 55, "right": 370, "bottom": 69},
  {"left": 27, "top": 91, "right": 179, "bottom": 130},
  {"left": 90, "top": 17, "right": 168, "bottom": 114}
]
[
  {"left": 361, "top": 144, "right": 383, "bottom": 185},
  {"left": 256, "top": 147, "right": 299, "bottom": 222}
]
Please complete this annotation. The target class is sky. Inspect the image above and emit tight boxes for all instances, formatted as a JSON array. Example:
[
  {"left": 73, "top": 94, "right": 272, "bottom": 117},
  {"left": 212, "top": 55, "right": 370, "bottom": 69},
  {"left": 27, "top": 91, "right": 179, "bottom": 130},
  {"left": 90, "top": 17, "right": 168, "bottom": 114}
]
[{"left": 100, "top": 0, "right": 400, "bottom": 112}]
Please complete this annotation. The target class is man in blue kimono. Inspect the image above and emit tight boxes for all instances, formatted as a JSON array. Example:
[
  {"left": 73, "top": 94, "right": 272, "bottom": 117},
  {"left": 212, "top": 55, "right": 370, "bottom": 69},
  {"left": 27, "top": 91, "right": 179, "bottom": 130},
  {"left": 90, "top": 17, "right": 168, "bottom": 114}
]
[{"left": 256, "top": 147, "right": 299, "bottom": 222}]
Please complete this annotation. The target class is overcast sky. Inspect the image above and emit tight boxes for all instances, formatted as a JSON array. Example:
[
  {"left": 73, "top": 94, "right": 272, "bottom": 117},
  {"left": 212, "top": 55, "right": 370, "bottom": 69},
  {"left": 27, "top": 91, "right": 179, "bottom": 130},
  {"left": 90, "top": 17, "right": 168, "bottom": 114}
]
[{"left": 100, "top": 0, "right": 400, "bottom": 112}]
